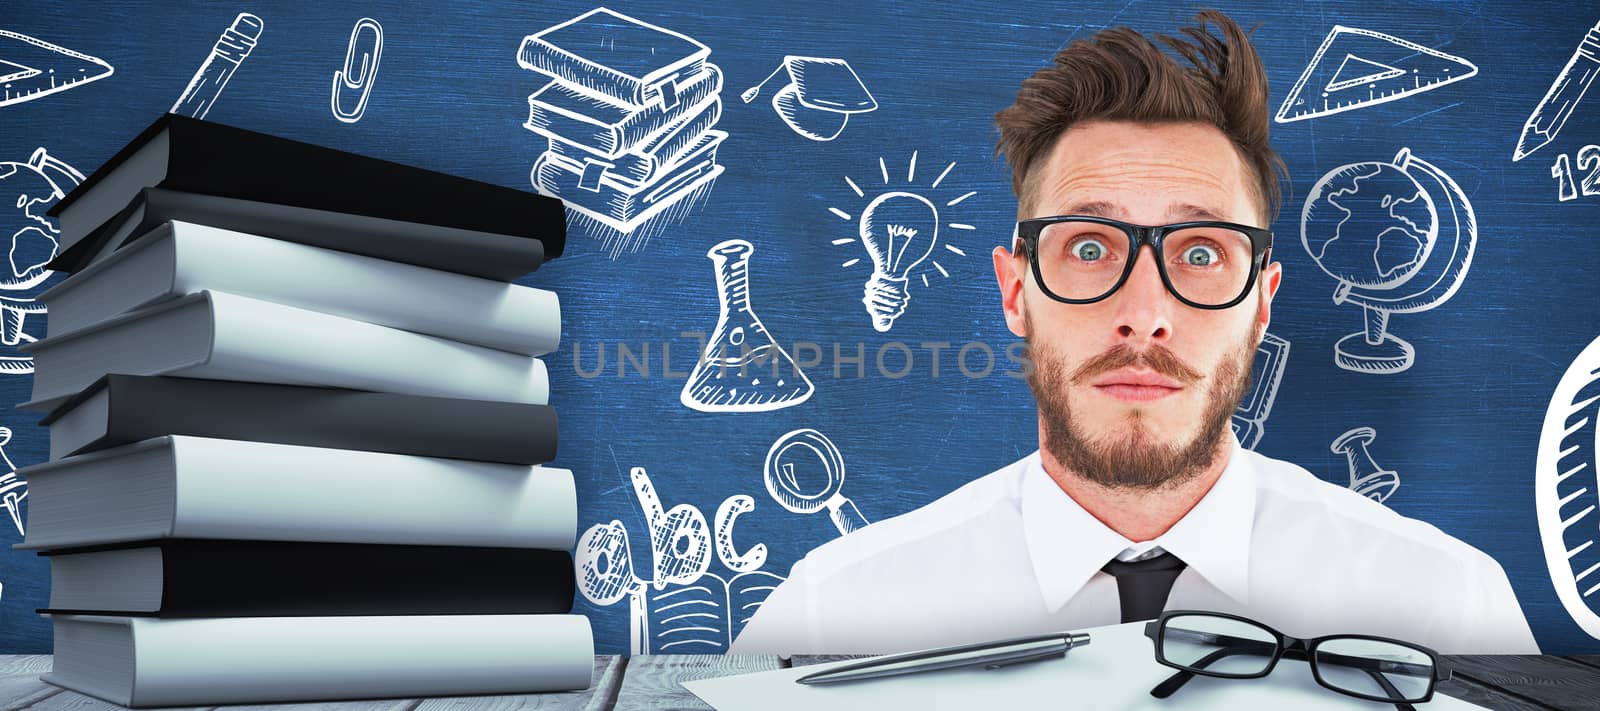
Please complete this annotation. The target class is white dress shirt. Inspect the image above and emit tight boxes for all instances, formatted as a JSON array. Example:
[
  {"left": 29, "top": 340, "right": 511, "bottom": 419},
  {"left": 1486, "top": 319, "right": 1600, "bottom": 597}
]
[{"left": 730, "top": 432, "right": 1539, "bottom": 655}]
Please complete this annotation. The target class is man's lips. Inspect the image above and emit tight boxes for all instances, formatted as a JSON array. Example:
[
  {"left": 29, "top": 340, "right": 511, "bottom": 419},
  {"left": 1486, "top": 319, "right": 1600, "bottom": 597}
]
[{"left": 1091, "top": 369, "right": 1185, "bottom": 402}]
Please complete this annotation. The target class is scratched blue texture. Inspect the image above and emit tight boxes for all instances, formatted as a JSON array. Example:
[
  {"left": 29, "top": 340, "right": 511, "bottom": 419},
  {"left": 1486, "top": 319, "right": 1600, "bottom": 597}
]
[{"left": 1, "top": 0, "right": 1598, "bottom": 655}]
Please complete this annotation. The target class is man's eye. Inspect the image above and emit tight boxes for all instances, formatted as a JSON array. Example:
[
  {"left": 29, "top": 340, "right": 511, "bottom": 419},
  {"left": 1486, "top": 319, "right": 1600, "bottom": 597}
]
[
  {"left": 1072, "top": 240, "right": 1107, "bottom": 261},
  {"left": 1182, "top": 245, "right": 1220, "bottom": 266}
]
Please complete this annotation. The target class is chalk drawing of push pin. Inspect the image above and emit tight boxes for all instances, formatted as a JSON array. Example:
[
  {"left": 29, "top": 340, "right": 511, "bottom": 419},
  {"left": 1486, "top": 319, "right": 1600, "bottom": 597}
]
[
  {"left": 0, "top": 427, "right": 25, "bottom": 535},
  {"left": 1332, "top": 426, "right": 1400, "bottom": 503},
  {"left": 172, "top": 12, "right": 264, "bottom": 120},
  {"left": 764, "top": 428, "right": 868, "bottom": 536},
  {"left": 331, "top": 17, "right": 382, "bottom": 123}
]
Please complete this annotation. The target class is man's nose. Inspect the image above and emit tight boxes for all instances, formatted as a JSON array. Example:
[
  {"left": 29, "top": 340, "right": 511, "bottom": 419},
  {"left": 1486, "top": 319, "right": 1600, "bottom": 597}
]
[{"left": 1110, "top": 245, "right": 1175, "bottom": 344}]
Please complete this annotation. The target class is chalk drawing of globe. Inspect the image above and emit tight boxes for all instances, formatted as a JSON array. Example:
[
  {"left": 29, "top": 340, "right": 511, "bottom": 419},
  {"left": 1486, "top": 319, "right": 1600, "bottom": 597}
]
[
  {"left": 1301, "top": 160, "right": 1439, "bottom": 291},
  {"left": 0, "top": 148, "right": 82, "bottom": 375},
  {"left": 0, "top": 158, "right": 66, "bottom": 292}
]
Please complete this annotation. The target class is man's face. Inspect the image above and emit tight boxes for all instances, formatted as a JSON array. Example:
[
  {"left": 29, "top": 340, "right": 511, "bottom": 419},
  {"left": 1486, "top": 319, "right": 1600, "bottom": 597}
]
[{"left": 992, "top": 120, "right": 1282, "bottom": 490}]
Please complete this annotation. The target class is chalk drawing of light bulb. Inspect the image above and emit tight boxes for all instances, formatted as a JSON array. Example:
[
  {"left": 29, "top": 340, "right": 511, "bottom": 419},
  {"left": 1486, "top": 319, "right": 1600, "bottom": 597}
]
[
  {"left": 859, "top": 192, "right": 938, "bottom": 332},
  {"left": 829, "top": 152, "right": 978, "bottom": 332}
]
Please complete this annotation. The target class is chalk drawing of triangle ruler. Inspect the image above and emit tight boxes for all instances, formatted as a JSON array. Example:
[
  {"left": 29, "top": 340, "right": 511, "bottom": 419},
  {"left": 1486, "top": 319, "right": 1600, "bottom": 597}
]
[{"left": 1276, "top": 25, "right": 1477, "bottom": 123}]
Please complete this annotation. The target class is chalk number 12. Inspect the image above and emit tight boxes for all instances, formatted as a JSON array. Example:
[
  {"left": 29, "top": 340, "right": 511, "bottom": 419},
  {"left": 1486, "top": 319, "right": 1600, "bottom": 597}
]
[{"left": 1552, "top": 145, "right": 1600, "bottom": 202}]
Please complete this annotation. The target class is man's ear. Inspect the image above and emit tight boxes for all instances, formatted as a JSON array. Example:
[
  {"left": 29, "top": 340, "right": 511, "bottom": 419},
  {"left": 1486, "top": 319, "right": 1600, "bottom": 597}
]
[
  {"left": 1255, "top": 256, "right": 1282, "bottom": 339},
  {"left": 994, "top": 234, "right": 1029, "bottom": 338}
]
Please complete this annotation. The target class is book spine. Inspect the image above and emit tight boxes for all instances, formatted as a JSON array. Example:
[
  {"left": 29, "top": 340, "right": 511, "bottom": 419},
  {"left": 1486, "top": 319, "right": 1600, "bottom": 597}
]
[
  {"left": 201, "top": 291, "right": 549, "bottom": 405},
  {"left": 94, "top": 377, "right": 558, "bottom": 465},
  {"left": 532, "top": 150, "right": 724, "bottom": 232},
  {"left": 525, "top": 93, "right": 628, "bottom": 156},
  {"left": 610, "top": 64, "right": 721, "bottom": 152},
  {"left": 170, "top": 436, "right": 576, "bottom": 549},
  {"left": 547, "top": 137, "right": 655, "bottom": 185},
  {"left": 542, "top": 95, "right": 723, "bottom": 189},
  {"left": 123, "top": 615, "right": 594, "bottom": 705},
  {"left": 518, "top": 36, "right": 650, "bottom": 107},
  {"left": 533, "top": 151, "right": 641, "bottom": 217}
]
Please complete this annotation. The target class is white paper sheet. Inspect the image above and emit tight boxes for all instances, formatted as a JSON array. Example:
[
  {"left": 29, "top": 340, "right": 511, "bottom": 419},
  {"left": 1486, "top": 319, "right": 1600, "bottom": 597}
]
[{"left": 683, "top": 622, "right": 1488, "bottom": 711}]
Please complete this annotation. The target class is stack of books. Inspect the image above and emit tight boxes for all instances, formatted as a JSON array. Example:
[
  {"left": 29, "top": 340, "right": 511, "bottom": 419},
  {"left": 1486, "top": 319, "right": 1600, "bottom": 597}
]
[
  {"left": 14, "top": 113, "right": 593, "bottom": 708},
  {"left": 517, "top": 7, "right": 727, "bottom": 234}
]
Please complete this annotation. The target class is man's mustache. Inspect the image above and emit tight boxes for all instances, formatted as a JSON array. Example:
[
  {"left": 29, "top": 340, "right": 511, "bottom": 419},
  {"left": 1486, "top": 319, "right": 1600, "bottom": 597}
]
[{"left": 1068, "top": 343, "right": 1204, "bottom": 386}]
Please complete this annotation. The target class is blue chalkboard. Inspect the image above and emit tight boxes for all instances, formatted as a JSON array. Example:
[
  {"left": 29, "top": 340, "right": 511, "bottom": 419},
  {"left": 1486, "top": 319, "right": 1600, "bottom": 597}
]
[{"left": 2, "top": 0, "right": 1599, "bottom": 656}]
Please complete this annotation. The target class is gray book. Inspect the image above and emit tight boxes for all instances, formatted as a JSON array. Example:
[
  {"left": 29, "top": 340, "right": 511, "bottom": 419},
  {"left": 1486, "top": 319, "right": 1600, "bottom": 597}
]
[
  {"left": 47, "top": 114, "right": 566, "bottom": 271},
  {"left": 41, "top": 221, "right": 562, "bottom": 356},
  {"left": 45, "top": 613, "right": 593, "bottom": 707},
  {"left": 15, "top": 434, "right": 577, "bottom": 551},
  {"left": 524, "top": 63, "right": 722, "bottom": 155},
  {"left": 545, "top": 95, "right": 722, "bottom": 188},
  {"left": 39, "top": 375, "right": 558, "bottom": 464},
  {"left": 51, "top": 187, "right": 550, "bottom": 279},
  {"left": 515, "top": 7, "right": 709, "bottom": 108},
  {"left": 20, "top": 290, "right": 549, "bottom": 414}
]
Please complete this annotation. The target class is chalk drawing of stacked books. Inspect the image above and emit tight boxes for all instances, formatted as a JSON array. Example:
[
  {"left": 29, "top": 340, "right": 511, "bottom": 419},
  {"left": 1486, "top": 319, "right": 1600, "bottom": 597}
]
[{"left": 517, "top": 8, "right": 727, "bottom": 250}]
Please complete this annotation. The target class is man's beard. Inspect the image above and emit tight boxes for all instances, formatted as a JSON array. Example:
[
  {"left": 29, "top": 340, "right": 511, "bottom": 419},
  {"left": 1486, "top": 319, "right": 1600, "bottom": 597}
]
[{"left": 1024, "top": 315, "right": 1259, "bottom": 491}]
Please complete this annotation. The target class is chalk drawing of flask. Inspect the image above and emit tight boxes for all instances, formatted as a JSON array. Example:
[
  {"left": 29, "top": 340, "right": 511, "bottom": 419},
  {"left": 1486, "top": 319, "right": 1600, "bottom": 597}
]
[{"left": 681, "top": 239, "right": 814, "bottom": 412}]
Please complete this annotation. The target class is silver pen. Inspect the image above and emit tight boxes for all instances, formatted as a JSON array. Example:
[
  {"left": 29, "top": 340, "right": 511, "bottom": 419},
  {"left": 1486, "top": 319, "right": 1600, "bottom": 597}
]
[{"left": 794, "top": 631, "right": 1091, "bottom": 685}]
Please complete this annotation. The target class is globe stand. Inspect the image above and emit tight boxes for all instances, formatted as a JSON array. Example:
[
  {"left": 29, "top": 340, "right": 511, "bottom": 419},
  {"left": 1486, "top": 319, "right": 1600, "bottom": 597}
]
[{"left": 1334, "top": 302, "right": 1415, "bottom": 375}]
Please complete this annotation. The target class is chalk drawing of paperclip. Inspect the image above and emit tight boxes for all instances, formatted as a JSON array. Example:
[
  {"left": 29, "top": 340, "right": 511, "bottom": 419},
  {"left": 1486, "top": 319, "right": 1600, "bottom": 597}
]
[
  {"left": 763, "top": 428, "right": 869, "bottom": 536},
  {"left": 331, "top": 18, "right": 383, "bottom": 123}
]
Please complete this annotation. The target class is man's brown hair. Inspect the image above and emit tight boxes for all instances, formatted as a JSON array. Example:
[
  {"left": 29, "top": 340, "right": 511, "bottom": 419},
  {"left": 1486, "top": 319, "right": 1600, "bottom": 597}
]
[{"left": 995, "top": 10, "right": 1287, "bottom": 224}]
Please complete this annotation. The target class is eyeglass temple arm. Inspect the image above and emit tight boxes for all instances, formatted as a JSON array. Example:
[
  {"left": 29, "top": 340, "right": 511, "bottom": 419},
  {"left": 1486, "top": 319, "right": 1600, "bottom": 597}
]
[
  {"left": 1152, "top": 643, "right": 1260, "bottom": 701},
  {"left": 1368, "top": 670, "right": 1419, "bottom": 711}
]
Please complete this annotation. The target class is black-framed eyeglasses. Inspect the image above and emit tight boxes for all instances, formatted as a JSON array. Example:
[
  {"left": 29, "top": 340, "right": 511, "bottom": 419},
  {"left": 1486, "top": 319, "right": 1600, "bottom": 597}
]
[
  {"left": 1144, "top": 611, "right": 1452, "bottom": 710},
  {"left": 1014, "top": 215, "right": 1273, "bottom": 309}
]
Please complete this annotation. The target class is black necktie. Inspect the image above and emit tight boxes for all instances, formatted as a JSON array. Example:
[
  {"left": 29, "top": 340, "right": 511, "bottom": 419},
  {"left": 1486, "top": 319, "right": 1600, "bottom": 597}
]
[{"left": 1101, "top": 551, "right": 1187, "bottom": 623}]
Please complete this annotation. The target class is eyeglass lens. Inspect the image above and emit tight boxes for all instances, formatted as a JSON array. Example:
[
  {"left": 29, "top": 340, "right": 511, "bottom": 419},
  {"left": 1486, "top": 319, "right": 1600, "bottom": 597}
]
[
  {"left": 1313, "top": 638, "right": 1435, "bottom": 702},
  {"left": 1160, "top": 614, "right": 1278, "bottom": 676},
  {"left": 1034, "top": 221, "right": 1255, "bottom": 305}
]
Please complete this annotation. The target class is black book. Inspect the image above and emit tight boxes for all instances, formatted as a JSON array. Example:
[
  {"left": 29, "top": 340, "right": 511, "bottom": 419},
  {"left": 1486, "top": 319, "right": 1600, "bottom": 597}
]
[
  {"left": 39, "top": 374, "right": 558, "bottom": 464},
  {"left": 49, "top": 187, "right": 548, "bottom": 279},
  {"left": 41, "top": 539, "right": 576, "bottom": 617},
  {"left": 47, "top": 113, "right": 566, "bottom": 269}
]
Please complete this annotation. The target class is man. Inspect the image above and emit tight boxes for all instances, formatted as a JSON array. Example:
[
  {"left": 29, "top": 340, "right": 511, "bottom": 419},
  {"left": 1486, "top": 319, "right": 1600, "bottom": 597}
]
[{"left": 731, "top": 10, "right": 1538, "bottom": 655}]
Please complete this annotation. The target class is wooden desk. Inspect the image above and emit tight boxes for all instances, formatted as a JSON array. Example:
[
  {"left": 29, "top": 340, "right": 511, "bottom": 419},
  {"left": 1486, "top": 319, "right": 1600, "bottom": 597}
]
[{"left": 1, "top": 654, "right": 1598, "bottom": 710}]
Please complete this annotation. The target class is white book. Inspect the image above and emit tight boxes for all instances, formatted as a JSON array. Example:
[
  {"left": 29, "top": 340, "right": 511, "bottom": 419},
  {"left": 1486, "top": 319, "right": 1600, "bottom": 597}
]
[
  {"left": 46, "top": 613, "right": 594, "bottom": 707},
  {"left": 19, "top": 290, "right": 548, "bottom": 413},
  {"left": 41, "top": 221, "right": 562, "bottom": 356},
  {"left": 15, "top": 434, "right": 576, "bottom": 551}
]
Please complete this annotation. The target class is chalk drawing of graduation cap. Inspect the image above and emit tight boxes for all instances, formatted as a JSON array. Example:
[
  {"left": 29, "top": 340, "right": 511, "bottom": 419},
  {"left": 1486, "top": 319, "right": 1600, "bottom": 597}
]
[{"left": 741, "top": 56, "right": 876, "bottom": 141}]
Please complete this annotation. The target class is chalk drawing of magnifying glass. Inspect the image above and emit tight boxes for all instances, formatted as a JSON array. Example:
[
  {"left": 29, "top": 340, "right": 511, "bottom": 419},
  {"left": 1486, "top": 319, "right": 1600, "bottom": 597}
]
[{"left": 763, "top": 428, "right": 869, "bottom": 536}]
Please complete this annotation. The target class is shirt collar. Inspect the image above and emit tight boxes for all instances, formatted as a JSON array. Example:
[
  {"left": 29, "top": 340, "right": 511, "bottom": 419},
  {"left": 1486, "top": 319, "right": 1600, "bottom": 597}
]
[{"left": 1022, "top": 430, "right": 1256, "bottom": 612}]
